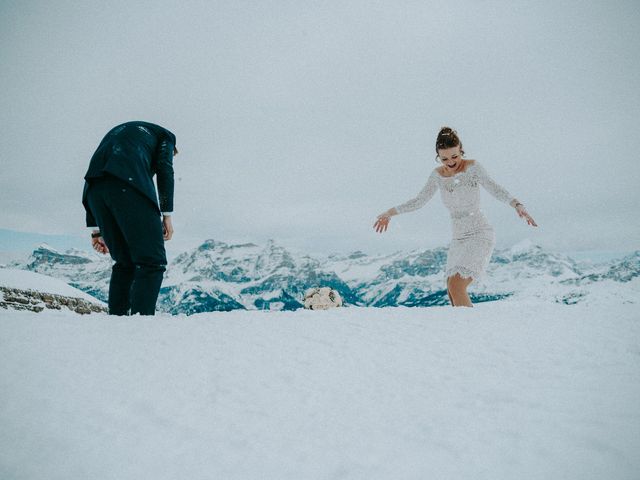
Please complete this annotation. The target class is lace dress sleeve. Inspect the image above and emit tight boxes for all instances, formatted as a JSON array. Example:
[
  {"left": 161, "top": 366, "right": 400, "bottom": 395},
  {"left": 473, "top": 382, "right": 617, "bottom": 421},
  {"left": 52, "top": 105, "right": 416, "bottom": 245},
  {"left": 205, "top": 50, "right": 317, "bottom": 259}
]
[
  {"left": 394, "top": 170, "right": 439, "bottom": 214},
  {"left": 474, "top": 162, "right": 516, "bottom": 206}
]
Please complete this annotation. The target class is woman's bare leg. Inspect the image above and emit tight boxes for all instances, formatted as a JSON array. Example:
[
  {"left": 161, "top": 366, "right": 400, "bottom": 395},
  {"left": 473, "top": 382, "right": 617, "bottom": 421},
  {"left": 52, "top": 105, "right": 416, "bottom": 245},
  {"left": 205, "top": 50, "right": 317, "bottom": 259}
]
[
  {"left": 447, "top": 274, "right": 473, "bottom": 307},
  {"left": 447, "top": 287, "right": 454, "bottom": 306}
]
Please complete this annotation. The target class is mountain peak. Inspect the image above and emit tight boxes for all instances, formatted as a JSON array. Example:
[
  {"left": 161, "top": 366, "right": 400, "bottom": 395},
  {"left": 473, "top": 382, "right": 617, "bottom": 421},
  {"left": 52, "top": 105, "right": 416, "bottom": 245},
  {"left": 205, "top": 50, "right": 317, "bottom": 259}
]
[
  {"left": 198, "top": 239, "right": 227, "bottom": 251},
  {"left": 509, "top": 239, "right": 540, "bottom": 255},
  {"left": 28, "top": 243, "right": 93, "bottom": 268},
  {"left": 34, "top": 243, "right": 60, "bottom": 254}
]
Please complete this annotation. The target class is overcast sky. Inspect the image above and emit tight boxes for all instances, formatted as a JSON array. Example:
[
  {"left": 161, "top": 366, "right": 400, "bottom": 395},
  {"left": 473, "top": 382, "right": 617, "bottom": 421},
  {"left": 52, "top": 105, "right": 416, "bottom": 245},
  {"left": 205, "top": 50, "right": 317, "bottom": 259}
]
[{"left": 1, "top": 0, "right": 639, "bottom": 256}]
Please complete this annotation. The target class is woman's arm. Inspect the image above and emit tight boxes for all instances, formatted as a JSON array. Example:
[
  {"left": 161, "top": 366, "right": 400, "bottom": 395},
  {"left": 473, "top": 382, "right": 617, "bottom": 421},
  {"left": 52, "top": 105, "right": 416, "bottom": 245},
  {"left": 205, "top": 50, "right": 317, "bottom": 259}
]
[
  {"left": 474, "top": 162, "right": 515, "bottom": 205},
  {"left": 475, "top": 162, "right": 537, "bottom": 226},
  {"left": 393, "top": 170, "right": 439, "bottom": 214},
  {"left": 374, "top": 171, "right": 438, "bottom": 233}
]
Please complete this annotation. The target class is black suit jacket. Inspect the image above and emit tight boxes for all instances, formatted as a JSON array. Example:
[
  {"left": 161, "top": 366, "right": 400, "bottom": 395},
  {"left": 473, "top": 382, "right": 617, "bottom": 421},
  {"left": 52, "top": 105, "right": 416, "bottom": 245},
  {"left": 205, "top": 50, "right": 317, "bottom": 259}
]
[{"left": 82, "top": 121, "right": 176, "bottom": 227}]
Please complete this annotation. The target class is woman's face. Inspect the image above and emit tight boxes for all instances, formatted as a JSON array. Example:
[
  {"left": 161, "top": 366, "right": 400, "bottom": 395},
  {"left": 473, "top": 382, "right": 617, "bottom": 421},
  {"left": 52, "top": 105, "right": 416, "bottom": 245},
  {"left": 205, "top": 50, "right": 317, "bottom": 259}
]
[{"left": 437, "top": 146, "right": 462, "bottom": 170}]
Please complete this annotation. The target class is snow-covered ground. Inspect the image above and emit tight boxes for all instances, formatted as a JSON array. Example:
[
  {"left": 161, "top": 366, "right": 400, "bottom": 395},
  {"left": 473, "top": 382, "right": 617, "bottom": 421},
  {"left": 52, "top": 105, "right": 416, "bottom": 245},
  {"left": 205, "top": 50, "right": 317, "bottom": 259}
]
[{"left": 1, "top": 302, "right": 639, "bottom": 480}]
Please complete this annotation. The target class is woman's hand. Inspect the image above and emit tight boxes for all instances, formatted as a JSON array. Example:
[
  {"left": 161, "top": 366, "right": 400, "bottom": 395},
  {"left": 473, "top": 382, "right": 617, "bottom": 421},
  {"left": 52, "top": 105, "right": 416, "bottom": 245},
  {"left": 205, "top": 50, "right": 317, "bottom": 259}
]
[
  {"left": 374, "top": 209, "right": 397, "bottom": 233},
  {"left": 516, "top": 204, "right": 538, "bottom": 227},
  {"left": 374, "top": 215, "right": 390, "bottom": 233},
  {"left": 90, "top": 233, "right": 109, "bottom": 255}
]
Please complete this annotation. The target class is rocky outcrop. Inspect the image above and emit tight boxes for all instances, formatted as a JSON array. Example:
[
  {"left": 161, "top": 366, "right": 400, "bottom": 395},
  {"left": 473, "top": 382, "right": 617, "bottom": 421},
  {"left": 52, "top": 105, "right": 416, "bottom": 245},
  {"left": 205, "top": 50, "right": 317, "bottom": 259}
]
[{"left": 0, "top": 287, "right": 106, "bottom": 314}]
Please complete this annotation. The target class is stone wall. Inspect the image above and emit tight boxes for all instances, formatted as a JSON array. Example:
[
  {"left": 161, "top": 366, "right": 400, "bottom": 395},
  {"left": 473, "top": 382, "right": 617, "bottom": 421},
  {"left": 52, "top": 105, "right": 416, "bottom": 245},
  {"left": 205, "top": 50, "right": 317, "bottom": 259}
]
[{"left": 0, "top": 287, "right": 106, "bottom": 314}]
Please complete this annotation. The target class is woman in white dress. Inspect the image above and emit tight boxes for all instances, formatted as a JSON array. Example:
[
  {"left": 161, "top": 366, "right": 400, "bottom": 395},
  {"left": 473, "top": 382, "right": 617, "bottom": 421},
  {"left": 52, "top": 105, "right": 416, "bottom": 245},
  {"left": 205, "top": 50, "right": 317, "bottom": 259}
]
[{"left": 373, "top": 127, "right": 537, "bottom": 307}]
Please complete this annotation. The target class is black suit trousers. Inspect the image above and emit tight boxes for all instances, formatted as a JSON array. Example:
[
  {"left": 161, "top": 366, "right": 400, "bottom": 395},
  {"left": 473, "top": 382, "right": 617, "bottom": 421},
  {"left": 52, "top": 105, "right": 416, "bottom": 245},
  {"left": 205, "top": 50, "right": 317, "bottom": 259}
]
[{"left": 85, "top": 176, "right": 167, "bottom": 315}]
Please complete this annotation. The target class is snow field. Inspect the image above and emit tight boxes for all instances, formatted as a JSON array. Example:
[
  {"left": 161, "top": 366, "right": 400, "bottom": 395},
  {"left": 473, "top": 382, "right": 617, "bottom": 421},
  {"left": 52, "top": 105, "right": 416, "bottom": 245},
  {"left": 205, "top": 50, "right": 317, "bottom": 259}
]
[{"left": 1, "top": 302, "right": 639, "bottom": 480}]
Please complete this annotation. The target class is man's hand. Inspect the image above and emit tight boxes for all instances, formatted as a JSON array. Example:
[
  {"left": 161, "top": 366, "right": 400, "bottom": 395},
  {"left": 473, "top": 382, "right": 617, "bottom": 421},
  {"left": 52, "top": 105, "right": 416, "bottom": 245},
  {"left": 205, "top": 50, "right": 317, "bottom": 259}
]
[
  {"left": 163, "top": 215, "right": 174, "bottom": 241},
  {"left": 90, "top": 232, "right": 109, "bottom": 254}
]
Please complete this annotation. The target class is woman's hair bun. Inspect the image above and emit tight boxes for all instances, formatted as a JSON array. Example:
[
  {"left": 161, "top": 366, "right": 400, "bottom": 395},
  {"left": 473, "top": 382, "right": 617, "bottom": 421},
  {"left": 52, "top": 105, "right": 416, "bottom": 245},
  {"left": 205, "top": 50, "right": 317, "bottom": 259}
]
[{"left": 435, "top": 126, "right": 464, "bottom": 157}]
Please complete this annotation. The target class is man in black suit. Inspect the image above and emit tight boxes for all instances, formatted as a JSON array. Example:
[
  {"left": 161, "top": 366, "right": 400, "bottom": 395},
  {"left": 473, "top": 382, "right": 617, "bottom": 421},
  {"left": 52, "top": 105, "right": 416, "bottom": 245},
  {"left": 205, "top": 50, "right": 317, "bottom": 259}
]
[{"left": 82, "top": 121, "right": 177, "bottom": 315}]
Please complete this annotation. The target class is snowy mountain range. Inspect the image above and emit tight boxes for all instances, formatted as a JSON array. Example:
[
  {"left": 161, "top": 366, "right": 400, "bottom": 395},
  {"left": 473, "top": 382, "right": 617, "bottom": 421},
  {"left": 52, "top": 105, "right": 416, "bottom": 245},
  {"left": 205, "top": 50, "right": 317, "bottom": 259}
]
[{"left": 2, "top": 239, "right": 638, "bottom": 314}]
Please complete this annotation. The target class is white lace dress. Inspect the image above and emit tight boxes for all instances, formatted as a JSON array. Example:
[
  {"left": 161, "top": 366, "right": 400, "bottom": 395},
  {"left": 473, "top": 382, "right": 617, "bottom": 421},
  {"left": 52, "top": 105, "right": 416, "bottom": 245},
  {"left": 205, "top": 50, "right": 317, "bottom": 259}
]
[{"left": 394, "top": 161, "right": 516, "bottom": 281}]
